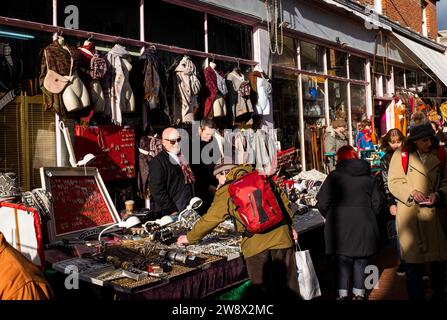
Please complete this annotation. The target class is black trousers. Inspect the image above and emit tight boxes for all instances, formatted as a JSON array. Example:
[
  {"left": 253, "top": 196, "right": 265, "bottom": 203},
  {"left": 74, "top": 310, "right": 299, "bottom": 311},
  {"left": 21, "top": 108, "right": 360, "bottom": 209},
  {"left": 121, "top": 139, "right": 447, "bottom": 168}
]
[
  {"left": 244, "top": 248, "right": 300, "bottom": 300},
  {"left": 405, "top": 261, "right": 446, "bottom": 300},
  {"left": 336, "top": 255, "right": 368, "bottom": 292}
]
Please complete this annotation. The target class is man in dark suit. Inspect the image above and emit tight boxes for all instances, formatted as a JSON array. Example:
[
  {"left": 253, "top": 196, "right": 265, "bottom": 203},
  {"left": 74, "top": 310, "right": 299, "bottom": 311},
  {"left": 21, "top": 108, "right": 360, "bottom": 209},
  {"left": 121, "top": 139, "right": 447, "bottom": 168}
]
[{"left": 148, "top": 127, "right": 194, "bottom": 216}]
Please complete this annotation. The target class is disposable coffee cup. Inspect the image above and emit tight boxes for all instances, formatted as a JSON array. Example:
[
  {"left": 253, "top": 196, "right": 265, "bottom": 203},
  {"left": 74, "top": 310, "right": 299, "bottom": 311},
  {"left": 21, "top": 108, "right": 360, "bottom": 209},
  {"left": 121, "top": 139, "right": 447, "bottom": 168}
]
[{"left": 125, "top": 200, "right": 135, "bottom": 213}]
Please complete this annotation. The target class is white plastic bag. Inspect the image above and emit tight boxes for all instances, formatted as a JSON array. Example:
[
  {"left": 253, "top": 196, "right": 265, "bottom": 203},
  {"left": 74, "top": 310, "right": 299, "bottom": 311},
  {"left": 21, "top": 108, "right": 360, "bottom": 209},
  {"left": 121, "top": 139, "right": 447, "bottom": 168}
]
[{"left": 295, "top": 242, "right": 321, "bottom": 300}]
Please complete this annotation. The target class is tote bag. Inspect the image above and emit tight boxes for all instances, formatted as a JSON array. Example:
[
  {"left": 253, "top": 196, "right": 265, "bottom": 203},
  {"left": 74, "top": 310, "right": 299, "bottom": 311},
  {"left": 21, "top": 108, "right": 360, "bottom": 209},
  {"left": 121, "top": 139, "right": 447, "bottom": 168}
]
[{"left": 295, "top": 241, "right": 321, "bottom": 300}]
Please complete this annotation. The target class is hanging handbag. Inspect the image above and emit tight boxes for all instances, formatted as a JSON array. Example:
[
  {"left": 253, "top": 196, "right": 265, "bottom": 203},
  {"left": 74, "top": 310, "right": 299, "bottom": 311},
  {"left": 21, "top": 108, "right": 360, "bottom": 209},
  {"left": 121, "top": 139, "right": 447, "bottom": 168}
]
[{"left": 43, "top": 49, "right": 71, "bottom": 94}]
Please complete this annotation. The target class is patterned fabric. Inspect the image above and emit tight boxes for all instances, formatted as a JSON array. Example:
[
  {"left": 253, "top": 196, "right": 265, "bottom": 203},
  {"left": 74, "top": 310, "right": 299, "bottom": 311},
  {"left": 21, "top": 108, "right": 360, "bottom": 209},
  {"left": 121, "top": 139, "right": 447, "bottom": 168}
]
[
  {"left": 140, "top": 48, "right": 167, "bottom": 111},
  {"left": 138, "top": 135, "right": 163, "bottom": 196},
  {"left": 178, "top": 153, "right": 195, "bottom": 184},
  {"left": 0, "top": 172, "right": 21, "bottom": 200},
  {"left": 203, "top": 66, "right": 218, "bottom": 118},
  {"left": 21, "top": 189, "right": 53, "bottom": 224}
]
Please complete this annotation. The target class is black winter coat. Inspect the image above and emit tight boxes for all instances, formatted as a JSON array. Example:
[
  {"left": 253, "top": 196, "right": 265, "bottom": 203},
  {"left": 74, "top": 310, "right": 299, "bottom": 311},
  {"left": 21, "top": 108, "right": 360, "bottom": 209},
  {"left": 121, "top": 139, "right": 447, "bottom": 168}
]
[
  {"left": 316, "top": 158, "right": 382, "bottom": 257},
  {"left": 148, "top": 150, "right": 192, "bottom": 215},
  {"left": 379, "top": 152, "right": 397, "bottom": 207}
]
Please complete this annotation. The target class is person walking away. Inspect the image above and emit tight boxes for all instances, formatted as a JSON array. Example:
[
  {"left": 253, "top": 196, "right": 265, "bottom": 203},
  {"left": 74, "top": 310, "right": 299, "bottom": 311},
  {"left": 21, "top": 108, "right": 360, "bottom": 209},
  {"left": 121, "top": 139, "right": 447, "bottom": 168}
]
[{"left": 316, "top": 145, "right": 382, "bottom": 300}]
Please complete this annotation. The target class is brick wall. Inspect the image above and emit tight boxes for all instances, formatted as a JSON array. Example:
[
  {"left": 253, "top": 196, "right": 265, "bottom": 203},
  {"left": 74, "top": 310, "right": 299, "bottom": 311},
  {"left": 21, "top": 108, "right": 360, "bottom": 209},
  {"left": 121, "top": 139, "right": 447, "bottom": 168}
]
[
  {"left": 353, "top": 0, "right": 439, "bottom": 40},
  {"left": 382, "top": 0, "right": 422, "bottom": 33},
  {"left": 426, "top": 0, "right": 438, "bottom": 39}
]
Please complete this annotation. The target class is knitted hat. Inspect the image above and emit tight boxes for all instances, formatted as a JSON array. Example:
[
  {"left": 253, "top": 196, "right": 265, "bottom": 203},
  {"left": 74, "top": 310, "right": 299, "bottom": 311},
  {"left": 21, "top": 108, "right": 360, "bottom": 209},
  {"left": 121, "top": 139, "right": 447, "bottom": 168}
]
[
  {"left": 332, "top": 119, "right": 346, "bottom": 128},
  {"left": 408, "top": 112, "right": 435, "bottom": 141},
  {"left": 408, "top": 121, "right": 435, "bottom": 141}
]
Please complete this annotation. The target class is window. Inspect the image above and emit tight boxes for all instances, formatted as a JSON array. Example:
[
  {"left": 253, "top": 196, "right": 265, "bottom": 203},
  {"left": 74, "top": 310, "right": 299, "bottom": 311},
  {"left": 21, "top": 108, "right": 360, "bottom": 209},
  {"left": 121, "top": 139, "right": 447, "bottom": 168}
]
[
  {"left": 145, "top": 0, "right": 204, "bottom": 51},
  {"left": 300, "top": 41, "right": 324, "bottom": 73},
  {"left": 1, "top": 0, "right": 52, "bottom": 24},
  {"left": 349, "top": 55, "right": 365, "bottom": 80},
  {"left": 327, "top": 49, "right": 347, "bottom": 78},
  {"left": 208, "top": 15, "right": 252, "bottom": 60},
  {"left": 272, "top": 71, "right": 299, "bottom": 150},
  {"left": 406, "top": 70, "right": 417, "bottom": 91},
  {"left": 302, "top": 75, "right": 325, "bottom": 171},
  {"left": 58, "top": 0, "right": 139, "bottom": 39},
  {"left": 328, "top": 80, "right": 348, "bottom": 123},
  {"left": 394, "top": 66, "right": 405, "bottom": 88},
  {"left": 422, "top": 1, "right": 428, "bottom": 37},
  {"left": 272, "top": 36, "right": 296, "bottom": 68},
  {"left": 351, "top": 84, "right": 367, "bottom": 140}
]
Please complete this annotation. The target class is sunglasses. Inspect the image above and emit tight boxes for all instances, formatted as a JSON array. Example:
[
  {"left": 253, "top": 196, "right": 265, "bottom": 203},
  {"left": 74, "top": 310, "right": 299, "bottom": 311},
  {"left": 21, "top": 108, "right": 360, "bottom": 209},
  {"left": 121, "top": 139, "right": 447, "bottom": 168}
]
[{"left": 164, "top": 137, "right": 181, "bottom": 145}]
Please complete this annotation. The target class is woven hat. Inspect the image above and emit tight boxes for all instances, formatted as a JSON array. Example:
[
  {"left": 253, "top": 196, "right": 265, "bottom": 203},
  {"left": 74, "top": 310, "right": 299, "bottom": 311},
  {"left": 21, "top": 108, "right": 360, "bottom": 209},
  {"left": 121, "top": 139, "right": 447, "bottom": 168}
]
[
  {"left": 213, "top": 157, "right": 237, "bottom": 176},
  {"left": 332, "top": 119, "right": 347, "bottom": 128},
  {"left": 0, "top": 172, "right": 21, "bottom": 202}
]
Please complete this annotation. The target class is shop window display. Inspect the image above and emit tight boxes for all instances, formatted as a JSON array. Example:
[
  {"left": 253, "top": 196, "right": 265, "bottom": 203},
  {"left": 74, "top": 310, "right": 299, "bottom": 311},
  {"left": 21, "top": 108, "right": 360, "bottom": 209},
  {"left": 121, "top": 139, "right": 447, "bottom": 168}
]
[
  {"left": 272, "top": 36, "right": 296, "bottom": 68},
  {"left": 208, "top": 15, "right": 252, "bottom": 61},
  {"left": 350, "top": 84, "right": 367, "bottom": 143},
  {"left": 302, "top": 75, "right": 325, "bottom": 171},
  {"left": 58, "top": 0, "right": 139, "bottom": 40},
  {"left": 328, "top": 80, "right": 348, "bottom": 123},
  {"left": 272, "top": 71, "right": 299, "bottom": 150},
  {"left": 300, "top": 41, "right": 324, "bottom": 73},
  {"left": 348, "top": 55, "right": 365, "bottom": 81},
  {"left": 327, "top": 48, "right": 347, "bottom": 78}
]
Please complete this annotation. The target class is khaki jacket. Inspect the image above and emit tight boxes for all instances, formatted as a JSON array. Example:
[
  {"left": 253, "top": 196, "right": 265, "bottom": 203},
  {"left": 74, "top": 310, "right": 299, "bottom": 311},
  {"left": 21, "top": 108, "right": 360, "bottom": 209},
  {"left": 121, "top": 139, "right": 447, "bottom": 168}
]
[
  {"left": 388, "top": 148, "right": 447, "bottom": 263},
  {"left": 187, "top": 165, "right": 294, "bottom": 258},
  {"left": 0, "top": 233, "right": 52, "bottom": 300}
]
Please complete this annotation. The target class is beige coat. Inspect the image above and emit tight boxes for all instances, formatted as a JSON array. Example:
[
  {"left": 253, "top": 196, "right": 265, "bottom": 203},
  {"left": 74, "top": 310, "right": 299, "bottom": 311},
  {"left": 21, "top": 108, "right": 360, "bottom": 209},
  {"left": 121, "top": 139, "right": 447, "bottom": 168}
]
[{"left": 388, "top": 148, "right": 447, "bottom": 263}]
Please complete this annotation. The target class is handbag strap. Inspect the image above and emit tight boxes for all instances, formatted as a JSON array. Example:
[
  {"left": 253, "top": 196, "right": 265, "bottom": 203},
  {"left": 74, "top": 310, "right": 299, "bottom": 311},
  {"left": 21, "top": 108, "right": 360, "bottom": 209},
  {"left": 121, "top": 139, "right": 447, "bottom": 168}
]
[{"left": 295, "top": 240, "right": 302, "bottom": 252}]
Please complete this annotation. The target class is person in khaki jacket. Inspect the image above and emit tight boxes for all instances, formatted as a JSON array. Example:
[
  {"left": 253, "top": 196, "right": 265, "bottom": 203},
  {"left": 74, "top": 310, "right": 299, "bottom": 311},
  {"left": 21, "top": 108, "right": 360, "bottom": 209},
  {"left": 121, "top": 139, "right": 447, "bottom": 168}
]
[
  {"left": 388, "top": 113, "right": 447, "bottom": 300},
  {"left": 324, "top": 119, "right": 348, "bottom": 172},
  {"left": 0, "top": 232, "right": 52, "bottom": 300},
  {"left": 177, "top": 163, "right": 299, "bottom": 299}
]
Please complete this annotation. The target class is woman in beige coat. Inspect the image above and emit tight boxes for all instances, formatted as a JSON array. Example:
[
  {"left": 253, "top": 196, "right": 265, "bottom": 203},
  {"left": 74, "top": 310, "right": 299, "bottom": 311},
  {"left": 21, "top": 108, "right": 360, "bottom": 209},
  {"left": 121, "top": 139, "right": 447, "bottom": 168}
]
[{"left": 388, "top": 114, "right": 447, "bottom": 300}]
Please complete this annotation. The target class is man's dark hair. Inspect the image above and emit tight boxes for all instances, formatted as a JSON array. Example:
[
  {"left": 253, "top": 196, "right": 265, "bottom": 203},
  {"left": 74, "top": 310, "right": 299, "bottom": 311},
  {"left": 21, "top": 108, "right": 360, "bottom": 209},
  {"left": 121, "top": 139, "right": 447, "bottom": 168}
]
[{"left": 200, "top": 118, "right": 216, "bottom": 129}]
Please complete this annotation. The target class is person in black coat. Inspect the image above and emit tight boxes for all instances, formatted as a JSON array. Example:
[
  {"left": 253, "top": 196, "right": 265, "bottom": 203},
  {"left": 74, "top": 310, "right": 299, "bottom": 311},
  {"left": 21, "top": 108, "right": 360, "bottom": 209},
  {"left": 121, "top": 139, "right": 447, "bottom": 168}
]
[
  {"left": 148, "top": 128, "right": 194, "bottom": 216},
  {"left": 316, "top": 145, "right": 382, "bottom": 300}
]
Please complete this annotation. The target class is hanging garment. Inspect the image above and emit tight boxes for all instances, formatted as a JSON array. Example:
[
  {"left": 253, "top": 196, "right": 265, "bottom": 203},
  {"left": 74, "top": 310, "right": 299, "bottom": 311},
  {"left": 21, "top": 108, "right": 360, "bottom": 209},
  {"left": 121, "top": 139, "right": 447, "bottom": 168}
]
[
  {"left": 39, "top": 40, "right": 84, "bottom": 117},
  {"left": 248, "top": 70, "right": 272, "bottom": 116},
  {"left": 103, "top": 44, "right": 135, "bottom": 125},
  {"left": 77, "top": 42, "right": 105, "bottom": 113},
  {"left": 173, "top": 56, "right": 201, "bottom": 123},
  {"left": 140, "top": 47, "right": 167, "bottom": 111},
  {"left": 203, "top": 66, "right": 218, "bottom": 118},
  {"left": 226, "top": 70, "right": 253, "bottom": 123},
  {"left": 253, "top": 129, "right": 277, "bottom": 175},
  {"left": 393, "top": 99, "right": 407, "bottom": 136}
]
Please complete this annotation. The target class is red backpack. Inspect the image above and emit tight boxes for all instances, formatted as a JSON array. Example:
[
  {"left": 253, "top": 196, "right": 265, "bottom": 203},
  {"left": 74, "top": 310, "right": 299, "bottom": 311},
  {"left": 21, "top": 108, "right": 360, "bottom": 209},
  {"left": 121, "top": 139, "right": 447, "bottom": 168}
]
[
  {"left": 401, "top": 145, "right": 446, "bottom": 178},
  {"left": 228, "top": 170, "right": 284, "bottom": 235}
]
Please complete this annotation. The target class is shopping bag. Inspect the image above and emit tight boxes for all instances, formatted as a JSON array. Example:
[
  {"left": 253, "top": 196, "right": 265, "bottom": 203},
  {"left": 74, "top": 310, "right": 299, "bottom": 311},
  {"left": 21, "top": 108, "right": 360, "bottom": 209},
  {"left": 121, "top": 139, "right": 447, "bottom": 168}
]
[{"left": 295, "top": 242, "right": 321, "bottom": 300}]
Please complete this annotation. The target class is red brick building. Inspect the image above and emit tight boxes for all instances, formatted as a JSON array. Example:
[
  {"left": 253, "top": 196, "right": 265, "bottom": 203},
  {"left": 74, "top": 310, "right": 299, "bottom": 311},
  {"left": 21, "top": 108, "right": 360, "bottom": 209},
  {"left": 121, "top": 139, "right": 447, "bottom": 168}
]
[{"left": 357, "top": 0, "right": 439, "bottom": 40}]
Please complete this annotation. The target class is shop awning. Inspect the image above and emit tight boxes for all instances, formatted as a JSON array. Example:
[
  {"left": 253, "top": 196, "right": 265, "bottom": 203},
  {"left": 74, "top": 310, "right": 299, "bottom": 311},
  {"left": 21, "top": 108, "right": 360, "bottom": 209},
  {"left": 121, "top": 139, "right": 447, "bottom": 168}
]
[
  {"left": 393, "top": 33, "right": 447, "bottom": 87},
  {"left": 320, "top": 0, "right": 391, "bottom": 31}
]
